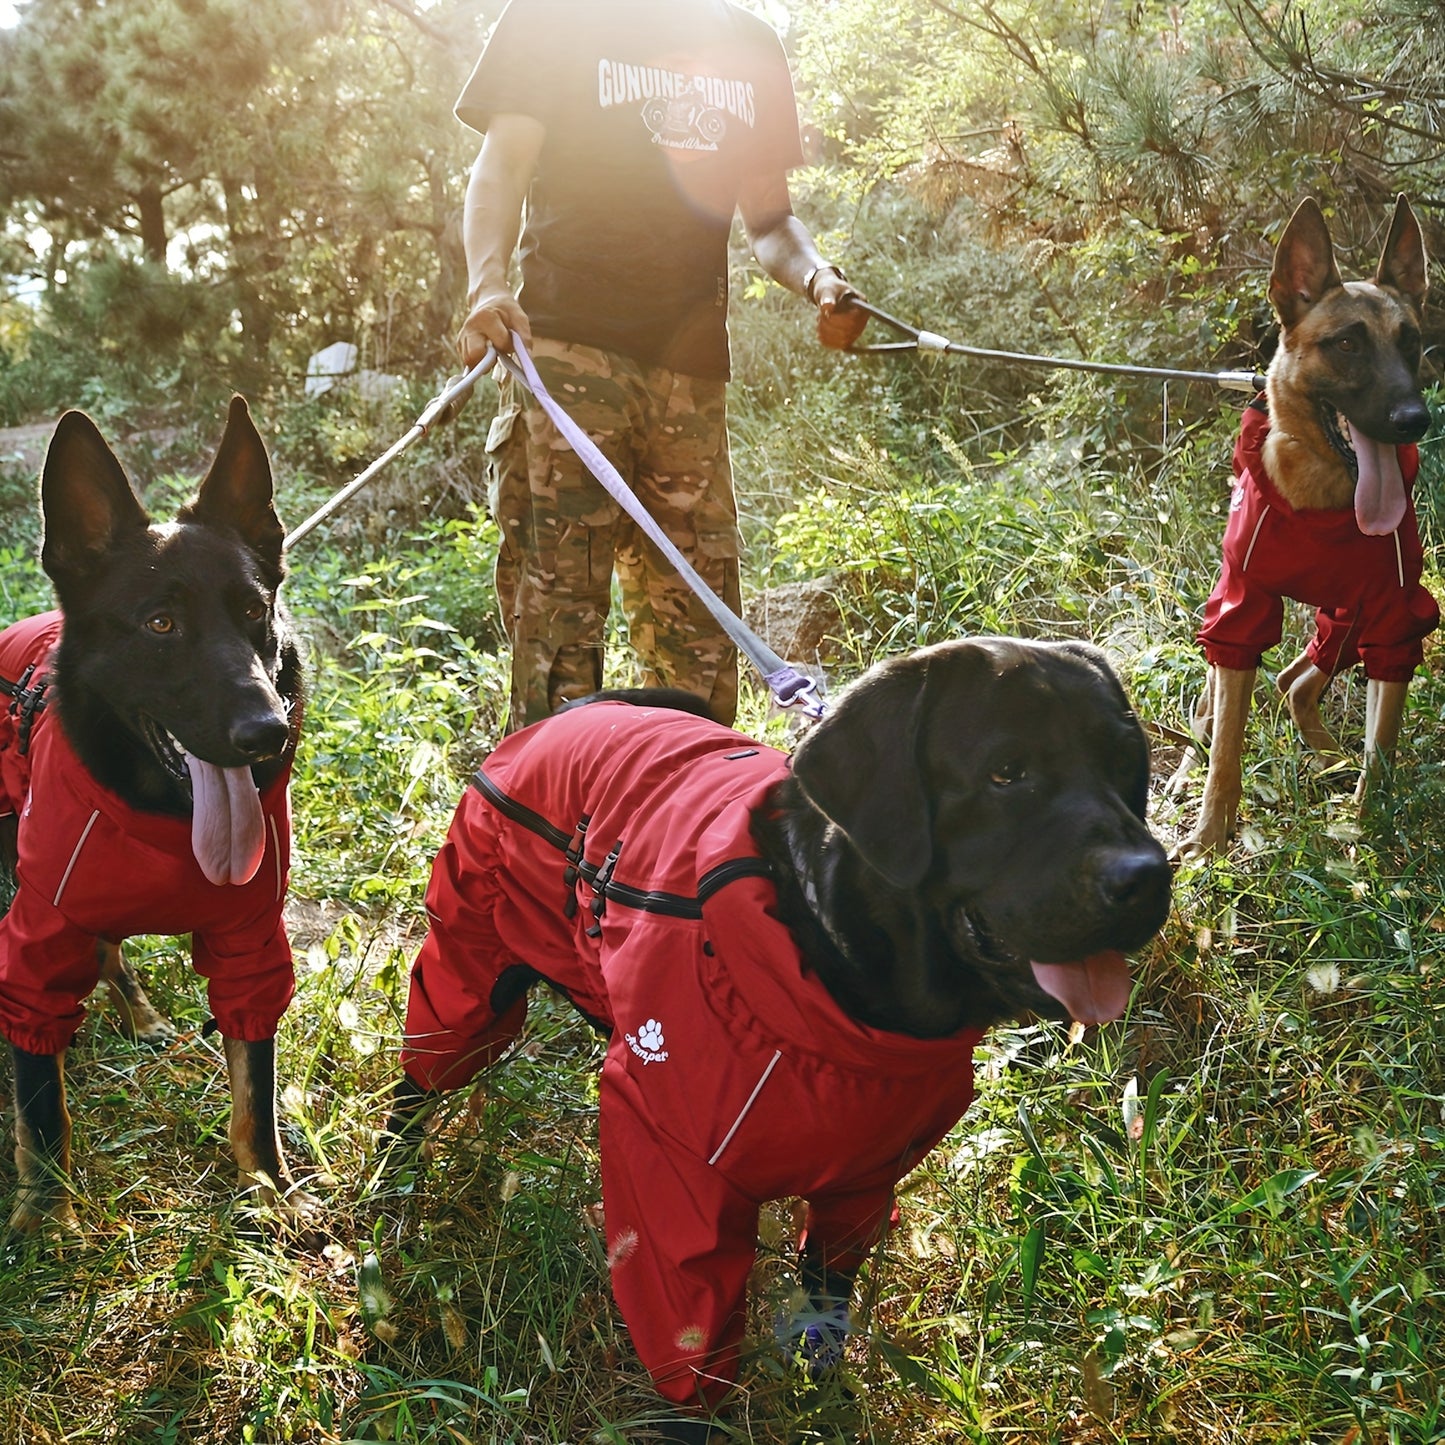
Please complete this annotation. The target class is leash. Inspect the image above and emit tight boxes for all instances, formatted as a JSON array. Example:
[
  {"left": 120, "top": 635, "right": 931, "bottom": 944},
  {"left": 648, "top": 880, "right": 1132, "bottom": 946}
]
[
  {"left": 283, "top": 339, "right": 827, "bottom": 718},
  {"left": 495, "top": 335, "right": 827, "bottom": 719},
  {"left": 2, "top": 374, "right": 492, "bottom": 752},
  {"left": 283, "top": 357, "right": 501, "bottom": 551},
  {"left": 286, "top": 295, "right": 1265, "bottom": 554},
  {"left": 846, "top": 299, "right": 1268, "bottom": 392},
  {"left": 281, "top": 298, "right": 1268, "bottom": 713}
]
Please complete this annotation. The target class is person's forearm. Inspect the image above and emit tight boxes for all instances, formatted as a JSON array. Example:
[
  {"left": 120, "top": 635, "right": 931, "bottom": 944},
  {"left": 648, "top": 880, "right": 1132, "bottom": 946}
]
[
  {"left": 463, "top": 143, "right": 529, "bottom": 304},
  {"left": 744, "top": 195, "right": 866, "bottom": 349},
  {"left": 456, "top": 115, "right": 546, "bottom": 358},
  {"left": 748, "top": 212, "right": 828, "bottom": 297}
]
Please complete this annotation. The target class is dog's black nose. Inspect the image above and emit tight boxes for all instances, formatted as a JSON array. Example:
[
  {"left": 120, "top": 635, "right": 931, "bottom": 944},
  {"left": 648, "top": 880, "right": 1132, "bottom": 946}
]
[
  {"left": 1097, "top": 846, "right": 1172, "bottom": 924},
  {"left": 1391, "top": 398, "right": 1431, "bottom": 442},
  {"left": 230, "top": 713, "right": 290, "bottom": 761}
]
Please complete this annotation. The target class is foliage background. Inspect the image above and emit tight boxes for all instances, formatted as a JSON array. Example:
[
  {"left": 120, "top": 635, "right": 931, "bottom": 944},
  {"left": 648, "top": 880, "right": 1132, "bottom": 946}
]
[{"left": 1, "top": 0, "right": 1443, "bottom": 1441}]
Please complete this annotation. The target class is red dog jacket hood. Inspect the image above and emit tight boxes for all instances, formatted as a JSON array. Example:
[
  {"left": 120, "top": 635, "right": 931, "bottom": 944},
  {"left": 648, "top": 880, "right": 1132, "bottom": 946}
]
[
  {"left": 402, "top": 700, "right": 984, "bottom": 1407},
  {"left": 0, "top": 611, "right": 295, "bottom": 1055}
]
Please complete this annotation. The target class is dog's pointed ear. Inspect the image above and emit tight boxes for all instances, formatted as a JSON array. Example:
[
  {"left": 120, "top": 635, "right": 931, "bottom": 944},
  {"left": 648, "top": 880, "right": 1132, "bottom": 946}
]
[
  {"left": 1374, "top": 194, "right": 1428, "bottom": 312},
  {"left": 40, "top": 410, "right": 151, "bottom": 583},
  {"left": 188, "top": 396, "right": 284, "bottom": 574},
  {"left": 1269, "top": 197, "right": 1343, "bottom": 328},
  {"left": 790, "top": 650, "right": 936, "bottom": 888}
]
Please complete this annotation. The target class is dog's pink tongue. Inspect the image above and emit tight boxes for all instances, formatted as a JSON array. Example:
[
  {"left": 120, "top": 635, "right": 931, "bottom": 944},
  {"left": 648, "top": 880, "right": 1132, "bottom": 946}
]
[
  {"left": 185, "top": 753, "right": 265, "bottom": 886},
  {"left": 1030, "top": 951, "right": 1132, "bottom": 1025},
  {"left": 1349, "top": 422, "right": 1407, "bottom": 536}
]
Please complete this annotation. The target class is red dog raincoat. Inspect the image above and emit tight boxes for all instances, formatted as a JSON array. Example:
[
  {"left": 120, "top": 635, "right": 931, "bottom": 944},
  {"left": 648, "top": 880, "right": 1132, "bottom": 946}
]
[
  {"left": 402, "top": 700, "right": 984, "bottom": 1408},
  {"left": 1198, "top": 400, "right": 1439, "bottom": 680},
  {"left": 0, "top": 612, "right": 295, "bottom": 1056}
]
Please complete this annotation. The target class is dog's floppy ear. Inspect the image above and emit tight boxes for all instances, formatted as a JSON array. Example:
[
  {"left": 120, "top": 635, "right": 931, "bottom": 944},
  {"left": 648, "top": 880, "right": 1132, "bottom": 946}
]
[
  {"left": 40, "top": 410, "right": 151, "bottom": 583},
  {"left": 186, "top": 396, "right": 284, "bottom": 576},
  {"left": 1269, "top": 197, "right": 1343, "bottom": 329},
  {"left": 790, "top": 650, "right": 937, "bottom": 889},
  {"left": 1374, "top": 193, "right": 1428, "bottom": 313}
]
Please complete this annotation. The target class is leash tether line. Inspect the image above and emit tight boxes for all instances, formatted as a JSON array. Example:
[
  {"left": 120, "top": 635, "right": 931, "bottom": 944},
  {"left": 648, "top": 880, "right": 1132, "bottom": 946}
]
[
  {"left": 283, "top": 351, "right": 501, "bottom": 551},
  {"left": 498, "top": 334, "right": 826, "bottom": 719},
  {"left": 846, "top": 299, "right": 1268, "bottom": 392}
]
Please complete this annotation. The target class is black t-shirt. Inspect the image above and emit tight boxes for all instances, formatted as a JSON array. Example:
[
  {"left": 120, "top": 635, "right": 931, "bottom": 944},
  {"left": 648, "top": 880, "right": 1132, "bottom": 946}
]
[{"left": 456, "top": 0, "right": 804, "bottom": 380}]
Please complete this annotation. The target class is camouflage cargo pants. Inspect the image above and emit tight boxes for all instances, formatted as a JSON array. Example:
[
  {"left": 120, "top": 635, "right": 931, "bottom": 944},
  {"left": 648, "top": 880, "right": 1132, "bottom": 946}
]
[{"left": 485, "top": 337, "right": 742, "bottom": 730}]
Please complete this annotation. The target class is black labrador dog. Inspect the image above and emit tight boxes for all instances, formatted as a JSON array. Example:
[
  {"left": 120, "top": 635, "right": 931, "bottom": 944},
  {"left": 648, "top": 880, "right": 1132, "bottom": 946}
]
[{"left": 384, "top": 637, "right": 1171, "bottom": 1439}]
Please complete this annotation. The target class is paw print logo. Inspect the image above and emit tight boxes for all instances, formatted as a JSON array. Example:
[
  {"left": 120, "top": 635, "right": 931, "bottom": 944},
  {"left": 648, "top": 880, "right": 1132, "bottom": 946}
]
[{"left": 625, "top": 1016, "right": 669, "bottom": 1063}]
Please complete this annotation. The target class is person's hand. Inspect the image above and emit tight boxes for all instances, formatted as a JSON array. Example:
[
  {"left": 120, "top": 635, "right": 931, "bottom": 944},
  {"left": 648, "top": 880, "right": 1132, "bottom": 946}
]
[
  {"left": 458, "top": 289, "right": 532, "bottom": 365},
  {"left": 813, "top": 271, "right": 867, "bottom": 350}
]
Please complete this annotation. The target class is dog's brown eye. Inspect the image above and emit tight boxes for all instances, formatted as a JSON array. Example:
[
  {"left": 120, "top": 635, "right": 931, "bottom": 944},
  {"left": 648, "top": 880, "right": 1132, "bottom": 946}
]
[
  {"left": 1336, "top": 335, "right": 1356, "bottom": 353},
  {"left": 146, "top": 614, "right": 175, "bottom": 635},
  {"left": 990, "top": 761, "right": 1026, "bottom": 786},
  {"left": 244, "top": 601, "right": 266, "bottom": 621}
]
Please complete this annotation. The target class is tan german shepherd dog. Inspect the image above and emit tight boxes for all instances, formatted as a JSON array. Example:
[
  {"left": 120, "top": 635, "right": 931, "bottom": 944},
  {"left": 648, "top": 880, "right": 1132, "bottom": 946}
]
[{"left": 1171, "top": 196, "right": 1435, "bottom": 859}]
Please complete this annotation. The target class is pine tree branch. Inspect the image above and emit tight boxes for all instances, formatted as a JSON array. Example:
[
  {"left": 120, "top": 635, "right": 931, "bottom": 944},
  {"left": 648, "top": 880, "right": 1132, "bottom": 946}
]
[{"left": 369, "top": 0, "right": 454, "bottom": 48}]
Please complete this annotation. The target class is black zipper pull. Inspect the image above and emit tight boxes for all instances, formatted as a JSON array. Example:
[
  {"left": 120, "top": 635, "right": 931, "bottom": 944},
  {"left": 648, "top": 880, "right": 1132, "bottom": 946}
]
[
  {"left": 586, "top": 840, "right": 624, "bottom": 938},
  {"left": 562, "top": 813, "right": 590, "bottom": 919}
]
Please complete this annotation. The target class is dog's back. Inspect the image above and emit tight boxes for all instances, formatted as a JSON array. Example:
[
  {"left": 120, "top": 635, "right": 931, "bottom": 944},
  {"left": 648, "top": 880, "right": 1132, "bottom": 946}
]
[{"left": 400, "top": 699, "right": 788, "bottom": 1090}]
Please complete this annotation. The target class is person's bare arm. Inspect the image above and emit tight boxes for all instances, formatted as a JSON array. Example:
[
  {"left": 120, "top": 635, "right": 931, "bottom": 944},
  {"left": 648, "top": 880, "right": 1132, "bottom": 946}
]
[
  {"left": 457, "top": 112, "right": 547, "bottom": 362},
  {"left": 738, "top": 170, "right": 866, "bottom": 349}
]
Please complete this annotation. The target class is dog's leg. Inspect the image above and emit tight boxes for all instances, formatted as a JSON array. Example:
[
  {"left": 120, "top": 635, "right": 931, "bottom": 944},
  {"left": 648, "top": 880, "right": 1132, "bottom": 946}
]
[
  {"left": 97, "top": 940, "right": 177, "bottom": 1048},
  {"left": 380, "top": 1074, "right": 439, "bottom": 1163},
  {"left": 223, "top": 1035, "right": 317, "bottom": 1235},
  {"left": 1275, "top": 652, "right": 1344, "bottom": 757},
  {"left": 1355, "top": 678, "right": 1408, "bottom": 808},
  {"left": 7, "top": 1044, "right": 80, "bottom": 1235},
  {"left": 1172, "top": 665, "right": 1255, "bottom": 860},
  {"left": 1165, "top": 668, "right": 1215, "bottom": 796},
  {"left": 655, "top": 1420, "right": 730, "bottom": 1445},
  {"left": 779, "top": 1249, "right": 856, "bottom": 1378}
]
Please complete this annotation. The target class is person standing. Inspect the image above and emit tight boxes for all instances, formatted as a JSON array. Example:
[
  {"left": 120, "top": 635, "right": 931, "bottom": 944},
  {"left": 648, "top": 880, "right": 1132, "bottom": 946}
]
[{"left": 455, "top": 0, "right": 866, "bottom": 729}]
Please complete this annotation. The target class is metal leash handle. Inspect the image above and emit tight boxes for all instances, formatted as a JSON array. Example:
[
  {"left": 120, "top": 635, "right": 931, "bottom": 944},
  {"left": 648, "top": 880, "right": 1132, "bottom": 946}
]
[
  {"left": 283, "top": 349, "right": 500, "bottom": 551},
  {"left": 845, "top": 298, "right": 1267, "bottom": 392},
  {"left": 498, "top": 335, "right": 827, "bottom": 719}
]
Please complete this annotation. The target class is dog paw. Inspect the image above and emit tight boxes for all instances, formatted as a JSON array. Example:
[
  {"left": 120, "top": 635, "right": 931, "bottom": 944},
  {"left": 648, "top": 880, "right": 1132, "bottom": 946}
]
[
  {"left": 1162, "top": 752, "right": 1201, "bottom": 800},
  {"left": 1168, "top": 828, "right": 1226, "bottom": 864},
  {"left": 653, "top": 1418, "right": 731, "bottom": 1445},
  {"left": 235, "top": 1173, "right": 327, "bottom": 1249},
  {"left": 7, "top": 1193, "right": 82, "bottom": 1242},
  {"left": 775, "top": 1299, "right": 851, "bottom": 1378},
  {"left": 130, "top": 1015, "right": 179, "bottom": 1049}
]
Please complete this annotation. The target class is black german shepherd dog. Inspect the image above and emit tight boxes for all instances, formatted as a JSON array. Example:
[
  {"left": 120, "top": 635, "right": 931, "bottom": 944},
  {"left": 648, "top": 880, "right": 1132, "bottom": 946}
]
[{"left": 0, "top": 398, "right": 310, "bottom": 1236}]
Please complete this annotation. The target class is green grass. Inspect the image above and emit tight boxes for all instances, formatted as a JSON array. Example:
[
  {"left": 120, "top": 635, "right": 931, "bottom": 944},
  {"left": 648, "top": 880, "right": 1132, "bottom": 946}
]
[{"left": 1, "top": 393, "right": 1443, "bottom": 1443}]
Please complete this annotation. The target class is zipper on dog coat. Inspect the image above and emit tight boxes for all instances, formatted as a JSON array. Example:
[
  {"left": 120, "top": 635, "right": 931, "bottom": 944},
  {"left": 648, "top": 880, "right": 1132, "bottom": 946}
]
[{"left": 470, "top": 767, "right": 774, "bottom": 923}]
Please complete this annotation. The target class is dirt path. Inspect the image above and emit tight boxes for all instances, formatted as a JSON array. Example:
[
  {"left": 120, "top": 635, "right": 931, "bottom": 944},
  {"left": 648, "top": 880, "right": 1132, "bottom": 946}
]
[{"left": 0, "top": 423, "right": 52, "bottom": 478}]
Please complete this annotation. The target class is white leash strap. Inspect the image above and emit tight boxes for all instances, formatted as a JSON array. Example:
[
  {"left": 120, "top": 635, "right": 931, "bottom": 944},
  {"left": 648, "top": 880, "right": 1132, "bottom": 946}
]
[{"left": 499, "top": 333, "right": 827, "bottom": 719}]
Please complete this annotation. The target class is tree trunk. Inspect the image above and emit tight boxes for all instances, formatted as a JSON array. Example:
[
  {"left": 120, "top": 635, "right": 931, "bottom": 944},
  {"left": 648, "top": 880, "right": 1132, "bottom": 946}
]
[
  {"left": 221, "top": 174, "right": 274, "bottom": 388},
  {"left": 425, "top": 154, "right": 466, "bottom": 365},
  {"left": 137, "top": 181, "right": 168, "bottom": 266}
]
